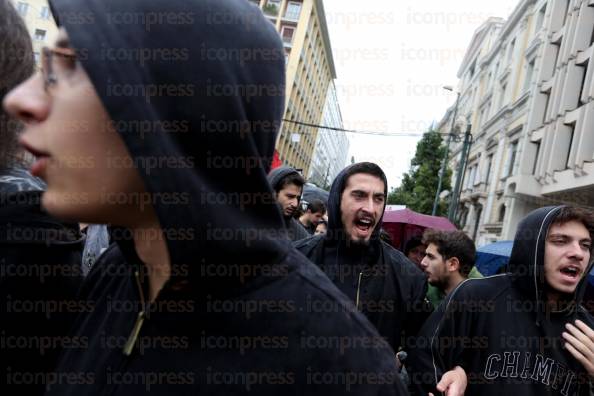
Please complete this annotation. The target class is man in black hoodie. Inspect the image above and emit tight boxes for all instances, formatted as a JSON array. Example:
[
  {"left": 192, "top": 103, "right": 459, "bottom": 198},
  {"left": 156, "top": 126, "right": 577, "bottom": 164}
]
[
  {"left": 295, "top": 162, "right": 432, "bottom": 357},
  {"left": 410, "top": 206, "right": 594, "bottom": 395},
  {"left": 267, "top": 166, "right": 310, "bottom": 241},
  {"left": 3, "top": 0, "right": 408, "bottom": 394},
  {"left": 0, "top": 2, "right": 84, "bottom": 394}
]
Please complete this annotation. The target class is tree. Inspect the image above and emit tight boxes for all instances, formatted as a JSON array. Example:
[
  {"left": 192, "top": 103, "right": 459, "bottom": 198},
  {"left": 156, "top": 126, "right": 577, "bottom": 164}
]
[{"left": 388, "top": 130, "right": 451, "bottom": 216}]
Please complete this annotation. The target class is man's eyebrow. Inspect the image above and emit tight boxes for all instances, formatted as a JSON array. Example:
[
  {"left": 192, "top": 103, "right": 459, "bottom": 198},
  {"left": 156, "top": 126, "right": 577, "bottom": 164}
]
[{"left": 547, "top": 233, "right": 567, "bottom": 238}]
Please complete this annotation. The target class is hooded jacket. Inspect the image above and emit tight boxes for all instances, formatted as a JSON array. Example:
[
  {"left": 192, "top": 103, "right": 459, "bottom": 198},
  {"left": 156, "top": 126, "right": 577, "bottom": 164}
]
[
  {"left": 267, "top": 166, "right": 310, "bottom": 241},
  {"left": 409, "top": 206, "right": 594, "bottom": 395},
  {"left": 294, "top": 164, "right": 432, "bottom": 354},
  {"left": 44, "top": 1, "right": 408, "bottom": 395},
  {"left": 0, "top": 170, "right": 84, "bottom": 396}
]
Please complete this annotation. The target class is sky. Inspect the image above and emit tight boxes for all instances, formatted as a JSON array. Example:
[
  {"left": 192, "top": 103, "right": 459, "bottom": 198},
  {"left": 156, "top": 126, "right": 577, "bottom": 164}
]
[{"left": 323, "top": 0, "right": 521, "bottom": 191}]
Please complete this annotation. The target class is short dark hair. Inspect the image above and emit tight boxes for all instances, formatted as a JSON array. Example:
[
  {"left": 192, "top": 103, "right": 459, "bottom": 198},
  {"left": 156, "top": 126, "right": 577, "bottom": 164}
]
[
  {"left": 276, "top": 172, "right": 305, "bottom": 193},
  {"left": 0, "top": 0, "right": 35, "bottom": 169},
  {"left": 551, "top": 206, "right": 594, "bottom": 253},
  {"left": 422, "top": 229, "right": 476, "bottom": 277},
  {"left": 342, "top": 162, "right": 387, "bottom": 194},
  {"left": 307, "top": 199, "right": 326, "bottom": 215},
  {"left": 404, "top": 236, "right": 424, "bottom": 256}
]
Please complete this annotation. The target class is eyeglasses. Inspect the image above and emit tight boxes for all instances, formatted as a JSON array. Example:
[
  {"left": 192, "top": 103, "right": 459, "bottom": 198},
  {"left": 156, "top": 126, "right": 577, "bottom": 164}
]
[{"left": 41, "top": 46, "right": 77, "bottom": 91}]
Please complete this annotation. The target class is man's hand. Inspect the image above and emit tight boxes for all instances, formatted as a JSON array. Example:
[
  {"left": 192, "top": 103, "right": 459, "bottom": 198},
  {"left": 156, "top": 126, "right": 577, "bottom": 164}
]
[
  {"left": 428, "top": 365, "right": 467, "bottom": 396},
  {"left": 563, "top": 320, "right": 594, "bottom": 379}
]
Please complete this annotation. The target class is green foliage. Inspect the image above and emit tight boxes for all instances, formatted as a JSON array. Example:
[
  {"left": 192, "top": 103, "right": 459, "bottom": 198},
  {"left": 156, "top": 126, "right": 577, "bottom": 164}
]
[
  {"left": 387, "top": 130, "right": 452, "bottom": 216},
  {"left": 263, "top": 3, "right": 278, "bottom": 15}
]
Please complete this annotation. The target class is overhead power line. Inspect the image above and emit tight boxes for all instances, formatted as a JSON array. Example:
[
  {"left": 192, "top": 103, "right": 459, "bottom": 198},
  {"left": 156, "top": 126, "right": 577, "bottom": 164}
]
[{"left": 282, "top": 119, "right": 455, "bottom": 138}]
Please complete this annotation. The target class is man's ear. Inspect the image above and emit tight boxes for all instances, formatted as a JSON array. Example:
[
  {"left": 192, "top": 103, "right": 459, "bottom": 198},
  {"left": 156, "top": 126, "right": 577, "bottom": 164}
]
[{"left": 446, "top": 257, "right": 461, "bottom": 273}]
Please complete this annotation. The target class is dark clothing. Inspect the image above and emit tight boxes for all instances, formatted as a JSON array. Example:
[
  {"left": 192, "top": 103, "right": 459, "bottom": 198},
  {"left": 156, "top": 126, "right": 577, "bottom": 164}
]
[
  {"left": 0, "top": 187, "right": 84, "bottom": 396},
  {"left": 409, "top": 206, "right": 594, "bottom": 395},
  {"left": 295, "top": 235, "right": 431, "bottom": 354},
  {"left": 45, "top": 0, "right": 408, "bottom": 395},
  {"left": 301, "top": 220, "right": 317, "bottom": 235},
  {"left": 267, "top": 166, "right": 309, "bottom": 241},
  {"left": 287, "top": 216, "right": 310, "bottom": 241},
  {"left": 294, "top": 164, "right": 432, "bottom": 355}
]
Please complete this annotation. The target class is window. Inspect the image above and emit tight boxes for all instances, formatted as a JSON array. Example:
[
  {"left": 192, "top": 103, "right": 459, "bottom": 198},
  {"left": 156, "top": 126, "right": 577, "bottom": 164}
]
[
  {"left": 280, "top": 26, "right": 295, "bottom": 45},
  {"left": 499, "top": 83, "right": 508, "bottom": 108},
  {"left": 507, "top": 39, "right": 516, "bottom": 64},
  {"left": 563, "top": 0, "right": 570, "bottom": 25},
  {"left": 16, "top": 2, "right": 28, "bottom": 16},
  {"left": 264, "top": 0, "right": 280, "bottom": 15},
  {"left": 524, "top": 60, "right": 535, "bottom": 91},
  {"left": 578, "top": 60, "right": 589, "bottom": 106},
  {"left": 473, "top": 162, "right": 481, "bottom": 186},
  {"left": 498, "top": 205, "right": 506, "bottom": 222},
  {"left": 39, "top": 6, "right": 50, "bottom": 19},
  {"left": 504, "top": 141, "right": 518, "bottom": 177},
  {"left": 536, "top": 5, "right": 547, "bottom": 31},
  {"left": 485, "top": 154, "right": 493, "bottom": 183},
  {"left": 34, "top": 29, "right": 46, "bottom": 41},
  {"left": 532, "top": 141, "right": 541, "bottom": 174},
  {"left": 566, "top": 123, "right": 575, "bottom": 168},
  {"left": 285, "top": 1, "right": 301, "bottom": 20},
  {"left": 33, "top": 51, "right": 40, "bottom": 64}
]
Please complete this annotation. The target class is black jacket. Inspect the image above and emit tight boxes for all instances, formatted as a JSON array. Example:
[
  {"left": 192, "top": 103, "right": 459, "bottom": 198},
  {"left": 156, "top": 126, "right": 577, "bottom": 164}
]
[
  {"left": 409, "top": 206, "right": 594, "bottom": 395},
  {"left": 45, "top": 1, "right": 408, "bottom": 395},
  {"left": 267, "top": 166, "right": 310, "bottom": 241},
  {"left": 294, "top": 164, "right": 432, "bottom": 354},
  {"left": 0, "top": 188, "right": 84, "bottom": 396}
]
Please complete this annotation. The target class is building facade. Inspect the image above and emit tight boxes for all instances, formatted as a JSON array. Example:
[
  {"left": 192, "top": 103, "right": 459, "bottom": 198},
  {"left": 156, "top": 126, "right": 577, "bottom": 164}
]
[
  {"left": 438, "top": 0, "right": 564, "bottom": 245},
  {"left": 249, "top": 0, "right": 337, "bottom": 175},
  {"left": 11, "top": 0, "right": 57, "bottom": 65},
  {"left": 307, "top": 81, "right": 349, "bottom": 188}
]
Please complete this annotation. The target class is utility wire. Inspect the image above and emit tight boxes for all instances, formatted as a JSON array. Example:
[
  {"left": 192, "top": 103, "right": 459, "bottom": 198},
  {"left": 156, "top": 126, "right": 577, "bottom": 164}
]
[{"left": 282, "top": 119, "right": 456, "bottom": 138}]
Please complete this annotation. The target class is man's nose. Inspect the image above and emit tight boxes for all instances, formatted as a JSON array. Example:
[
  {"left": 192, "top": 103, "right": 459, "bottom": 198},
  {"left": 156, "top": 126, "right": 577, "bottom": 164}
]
[
  {"left": 419, "top": 258, "right": 428, "bottom": 269},
  {"left": 568, "top": 241, "right": 586, "bottom": 261},
  {"left": 361, "top": 197, "right": 375, "bottom": 212},
  {"left": 3, "top": 74, "right": 49, "bottom": 124}
]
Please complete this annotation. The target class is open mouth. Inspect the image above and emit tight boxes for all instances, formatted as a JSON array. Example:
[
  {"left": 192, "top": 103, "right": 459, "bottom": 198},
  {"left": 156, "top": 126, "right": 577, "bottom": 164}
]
[
  {"left": 559, "top": 265, "right": 581, "bottom": 281},
  {"left": 354, "top": 216, "right": 374, "bottom": 234}
]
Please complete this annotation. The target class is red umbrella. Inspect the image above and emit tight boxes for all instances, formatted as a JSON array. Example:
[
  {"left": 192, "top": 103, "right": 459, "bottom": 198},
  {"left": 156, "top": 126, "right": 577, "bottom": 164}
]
[{"left": 381, "top": 208, "right": 457, "bottom": 250}]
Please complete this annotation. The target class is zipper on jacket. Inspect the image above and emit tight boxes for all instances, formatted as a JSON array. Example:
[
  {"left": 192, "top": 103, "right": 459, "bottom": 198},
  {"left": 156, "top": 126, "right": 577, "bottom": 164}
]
[
  {"left": 123, "top": 270, "right": 146, "bottom": 356},
  {"left": 355, "top": 271, "right": 364, "bottom": 309}
]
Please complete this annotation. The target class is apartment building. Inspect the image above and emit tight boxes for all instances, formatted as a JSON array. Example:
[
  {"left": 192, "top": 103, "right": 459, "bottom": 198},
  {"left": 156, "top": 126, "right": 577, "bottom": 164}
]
[
  {"left": 249, "top": 0, "right": 337, "bottom": 175},
  {"left": 11, "top": 0, "right": 57, "bottom": 65},
  {"left": 515, "top": 0, "right": 594, "bottom": 231},
  {"left": 307, "top": 81, "right": 349, "bottom": 188},
  {"left": 438, "top": 0, "right": 553, "bottom": 245}
]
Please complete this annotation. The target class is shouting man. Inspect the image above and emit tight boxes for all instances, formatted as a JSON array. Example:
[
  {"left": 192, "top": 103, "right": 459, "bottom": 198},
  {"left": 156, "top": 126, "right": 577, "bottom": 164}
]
[
  {"left": 295, "top": 162, "right": 432, "bottom": 355},
  {"left": 411, "top": 206, "right": 594, "bottom": 395}
]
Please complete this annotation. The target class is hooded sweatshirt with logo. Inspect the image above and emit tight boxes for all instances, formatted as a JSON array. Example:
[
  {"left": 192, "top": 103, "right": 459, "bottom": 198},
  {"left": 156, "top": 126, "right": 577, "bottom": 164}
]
[
  {"left": 43, "top": 0, "right": 409, "bottom": 395},
  {"left": 267, "top": 166, "right": 310, "bottom": 241},
  {"left": 409, "top": 206, "right": 594, "bottom": 395},
  {"left": 294, "top": 164, "right": 432, "bottom": 355}
]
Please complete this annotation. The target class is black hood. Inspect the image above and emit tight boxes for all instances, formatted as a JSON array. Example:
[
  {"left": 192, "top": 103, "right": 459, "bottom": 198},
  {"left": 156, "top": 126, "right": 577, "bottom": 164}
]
[
  {"left": 509, "top": 205, "right": 594, "bottom": 315},
  {"left": 50, "top": 0, "right": 289, "bottom": 294},
  {"left": 267, "top": 166, "right": 301, "bottom": 194},
  {"left": 326, "top": 163, "right": 388, "bottom": 244}
]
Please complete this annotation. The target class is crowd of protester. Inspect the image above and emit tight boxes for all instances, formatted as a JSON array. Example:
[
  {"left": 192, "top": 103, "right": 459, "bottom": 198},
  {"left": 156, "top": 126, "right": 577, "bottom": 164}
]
[{"left": 0, "top": 0, "right": 593, "bottom": 395}]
